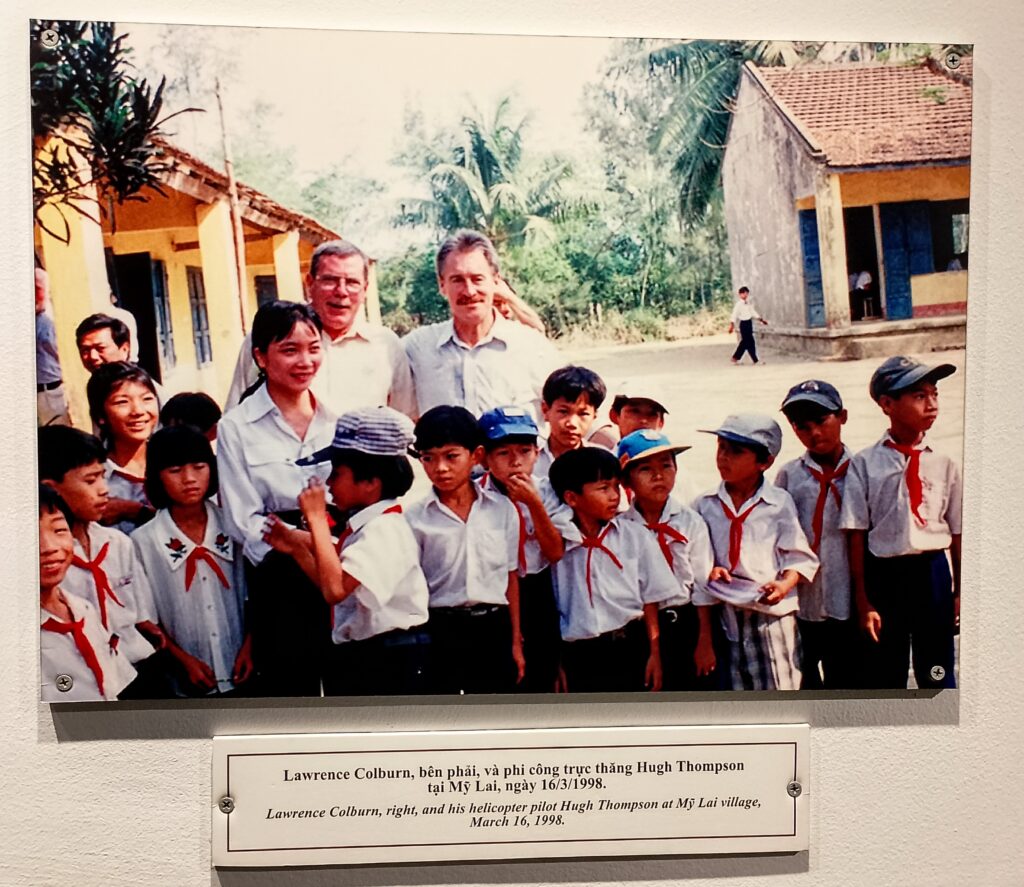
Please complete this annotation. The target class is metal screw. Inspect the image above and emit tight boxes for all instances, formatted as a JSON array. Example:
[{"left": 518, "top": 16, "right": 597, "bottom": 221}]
[
  {"left": 786, "top": 781, "right": 802, "bottom": 798},
  {"left": 55, "top": 674, "right": 73, "bottom": 693},
  {"left": 945, "top": 52, "right": 961, "bottom": 70},
  {"left": 930, "top": 665, "right": 946, "bottom": 682},
  {"left": 40, "top": 28, "right": 59, "bottom": 49},
  {"left": 218, "top": 796, "right": 235, "bottom": 814}
]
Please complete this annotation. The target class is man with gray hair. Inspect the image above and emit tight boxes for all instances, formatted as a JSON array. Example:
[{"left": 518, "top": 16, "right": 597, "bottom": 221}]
[
  {"left": 225, "top": 239, "right": 414, "bottom": 416},
  {"left": 402, "top": 230, "right": 559, "bottom": 420}
]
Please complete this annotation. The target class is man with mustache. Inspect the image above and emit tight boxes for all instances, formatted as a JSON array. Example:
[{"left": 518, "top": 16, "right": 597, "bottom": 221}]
[
  {"left": 225, "top": 239, "right": 414, "bottom": 416},
  {"left": 402, "top": 230, "right": 559, "bottom": 422}
]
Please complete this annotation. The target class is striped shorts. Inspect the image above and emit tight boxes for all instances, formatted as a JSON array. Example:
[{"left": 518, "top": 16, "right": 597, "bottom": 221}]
[{"left": 721, "top": 606, "right": 801, "bottom": 691}]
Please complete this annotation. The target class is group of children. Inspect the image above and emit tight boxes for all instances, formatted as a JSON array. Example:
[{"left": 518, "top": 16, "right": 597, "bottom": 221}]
[{"left": 38, "top": 339, "right": 962, "bottom": 700}]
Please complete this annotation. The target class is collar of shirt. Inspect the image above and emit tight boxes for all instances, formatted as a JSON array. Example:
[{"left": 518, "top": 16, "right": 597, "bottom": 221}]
[
  {"left": 710, "top": 478, "right": 784, "bottom": 514},
  {"left": 149, "top": 502, "right": 234, "bottom": 573},
  {"left": 438, "top": 310, "right": 512, "bottom": 351},
  {"left": 237, "top": 380, "right": 331, "bottom": 429},
  {"left": 879, "top": 430, "right": 932, "bottom": 454},
  {"left": 624, "top": 495, "right": 683, "bottom": 525},
  {"left": 798, "top": 444, "right": 853, "bottom": 472},
  {"left": 39, "top": 588, "right": 83, "bottom": 627},
  {"left": 326, "top": 316, "right": 373, "bottom": 347},
  {"left": 346, "top": 498, "right": 401, "bottom": 536}
]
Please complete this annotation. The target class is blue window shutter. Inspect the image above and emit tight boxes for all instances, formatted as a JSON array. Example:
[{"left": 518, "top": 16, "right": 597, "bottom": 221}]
[
  {"left": 905, "top": 201, "right": 935, "bottom": 276},
  {"left": 879, "top": 203, "right": 913, "bottom": 320},
  {"left": 799, "top": 209, "right": 825, "bottom": 328}
]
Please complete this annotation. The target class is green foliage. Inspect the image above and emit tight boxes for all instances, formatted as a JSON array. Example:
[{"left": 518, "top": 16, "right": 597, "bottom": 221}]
[
  {"left": 30, "top": 20, "right": 194, "bottom": 242},
  {"left": 377, "top": 248, "right": 448, "bottom": 325}
]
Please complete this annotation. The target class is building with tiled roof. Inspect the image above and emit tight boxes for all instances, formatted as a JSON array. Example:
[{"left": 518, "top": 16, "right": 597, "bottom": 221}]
[{"left": 722, "top": 57, "right": 972, "bottom": 357}]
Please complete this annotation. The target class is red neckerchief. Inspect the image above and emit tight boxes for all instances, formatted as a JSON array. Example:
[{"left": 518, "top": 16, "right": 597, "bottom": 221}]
[
  {"left": 884, "top": 439, "right": 926, "bottom": 526},
  {"left": 184, "top": 546, "right": 230, "bottom": 591},
  {"left": 718, "top": 498, "right": 762, "bottom": 572},
  {"left": 645, "top": 519, "right": 689, "bottom": 570},
  {"left": 581, "top": 523, "right": 623, "bottom": 605},
  {"left": 41, "top": 616, "right": 105, "bottom": 696},
  {"left": 71, "top": 542, "right": 123, "bottom": 630},
  {"left": 334, "top": 503, "right": 403, "bottom": 555},
  {"left": 804, "top": 458, "right": 849, "bottom": 552}
]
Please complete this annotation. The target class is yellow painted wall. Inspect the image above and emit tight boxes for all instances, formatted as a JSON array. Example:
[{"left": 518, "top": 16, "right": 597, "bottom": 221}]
[
  {"left": 839, "top": 166, "right": 970, "bottom": 207},
  {"left": 911, "top": 270, "right": 968, "bottom": 306}
]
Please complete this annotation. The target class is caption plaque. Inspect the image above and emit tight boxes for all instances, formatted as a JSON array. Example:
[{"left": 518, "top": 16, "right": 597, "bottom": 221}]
[{"left": 212, "top": 724, "right": 808, "bottom": 867}]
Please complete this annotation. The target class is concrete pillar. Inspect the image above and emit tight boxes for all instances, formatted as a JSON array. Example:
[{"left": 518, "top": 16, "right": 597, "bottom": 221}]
[
  {"left": 272, "top": 230, "right": 303, "bottom": 303},
  {"left": 814, "top": 172, "right": 851, "bottom": 329},
  {"left": 196, "top": 199, "right": 245, "bottom": 402},
  {"left": 364, "top": 258, "right": 381, "bottom": 325}
]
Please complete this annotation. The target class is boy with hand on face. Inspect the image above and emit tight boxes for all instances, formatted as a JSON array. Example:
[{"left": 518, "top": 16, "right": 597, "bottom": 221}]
[
  {"left": 775, "top": 381, "right": 856, "bottom": 689},
  {"left": 549, "top": 447, "right": 678, "bottom": 693},
  {"left": 694, "top": 415, "right": 818, "bottom": 691},
  {"left": 406, "top": 406, "right": 525, "bottom": 694},
  {"left": 618, "top": 430, "right": 717, "bottom": 690},
  {"left": 535, "top": 366, "right": 607, "bottom": 479},
  {"left": 478, "top": 406, "right": 574, "bottom": 692},
  {"left": 840, "top": 357, "right": 961, "bottom": 689}
]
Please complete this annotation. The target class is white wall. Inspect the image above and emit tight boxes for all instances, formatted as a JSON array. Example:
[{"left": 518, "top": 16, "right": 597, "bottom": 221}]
[{"left": 4, "top": 2, "right": 1022, "bottom": 885}]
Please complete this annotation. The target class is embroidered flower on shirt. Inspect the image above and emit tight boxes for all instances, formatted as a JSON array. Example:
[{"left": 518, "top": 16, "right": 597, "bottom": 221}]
[
  {"left": 214, "top": 533, "right": 231, "bottom": 555},
  {"left": 166, "top": 537, "right": 186, "bottom": 561}
]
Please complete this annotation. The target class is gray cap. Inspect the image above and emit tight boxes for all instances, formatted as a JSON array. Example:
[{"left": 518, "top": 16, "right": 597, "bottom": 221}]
[
  {"left": 699, "top": 413, "right": 783, "bottom": 458},
  {"left": 297, "top": 406, "right": 414, "bottom": 465},
  {"left": 781, "top": 379, "right": 843, "bottom": 413},
  {"left": 869, "top": 356, "right": 956, "bottom": 402}
]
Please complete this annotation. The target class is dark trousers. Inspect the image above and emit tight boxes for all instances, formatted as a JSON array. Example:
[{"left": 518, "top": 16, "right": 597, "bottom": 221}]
[
  {"left": 118, "top": 648, "right": 180, "bottom": 699},
  {"left": 427, "top": 605, "right": 518, "bottom": 695},
  {"left": 518, "top": 569, "right": 562, "bottom": 693},
  {"left": 732, "top": 319, "right": 759, "bottom": 363},
  {"left": 864, "top": 551, "right": 956, "bottom": 689},
  {"left": 323, "top": 626, "right": 432, "bottom": 696},
  {"left": 659, "top": 604, "right": 719, "bottom": 691},
  {"left": 562, "top": 619, "right": 649, "bottom": 693},
  {"left": 797, "top": 617, "right": 858, "bottom": 689},
  {"left": 245, "top": 550, "right": 332, "bottom": 697}
]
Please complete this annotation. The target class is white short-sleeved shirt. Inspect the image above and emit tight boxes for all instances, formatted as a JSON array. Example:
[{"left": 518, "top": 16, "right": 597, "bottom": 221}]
[
  {"left": 620, "top": 495, "right": 714, "bottom": 608},
  {"left": 217, "top": 384, "right": 335, "bottom": 565},
  {"left": 552, "top": 515, "right": 678, "bottom": 641},
  {"left": 331, "top": 499, "right": 430, "bottom": 643},
  {"left": 104, "top": 460, "right": 151, "bottom": 536},
  {"left": 731, "top": 300, "right": 762, "bottom": 323},
  {"left": 775, "top": 447, "right": 853, "bottom": 621},
  {"left": 40, "top": 590, "right": 137, "bottom": 702},
  {"left": 62, "top": 522, "right": 157, "bottom": 663},
  {"left": 224, "top": 320, "right": 415, "bottom": 418},
  {"left": 478, "top": 473, "right": 577, "bottom": 576},
  {"left": 406, "top": 485, "right": 519, "bottom": 608},
  {"left": 402, "top": 312, "right": 561, "bottom": 422},
  {"left": 132, "top": 502, "right": 247, "bottom": 693},
  {"left": 839, "top": 432, "right": 962, "bottom": 558},
  {"left": 693, "top": 481, "right": 819, "bottom": 617}
]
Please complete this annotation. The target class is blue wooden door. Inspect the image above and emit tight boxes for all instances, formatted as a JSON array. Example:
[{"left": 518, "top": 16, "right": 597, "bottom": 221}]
[
  {"left": 879, "top": 202, "right": 934, "bottom": 320},
  {"left": 799, "top": 209, "right": 825, "bottom": 328}
]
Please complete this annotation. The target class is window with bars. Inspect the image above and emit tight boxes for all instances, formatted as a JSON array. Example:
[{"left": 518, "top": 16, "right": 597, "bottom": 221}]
[
  {"left": 153, "top": 259, "right": 176, "bottom": 370},
  {"left": 186, "top": 266, "right": 213, "bottom": 367}
]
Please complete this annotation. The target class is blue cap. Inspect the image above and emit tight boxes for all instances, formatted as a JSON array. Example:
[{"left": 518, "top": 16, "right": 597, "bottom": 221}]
[
  {"left": 617, "top": 429, "right": 690, "bottom": 468},
  {"left": 699, "top": 413, "right": 783, "bottom": 458},
  {"left": 296, "top": 406, "right": 414, "bottom": 465},
  {"left": 781, "top": 379, "right": 843, "bottom": 413},
  {"left": 869, "top": 356, "right": 956, "bottom": 402},
  {"left": 478, "top": 405, "right": 539, "bottom": 442}
]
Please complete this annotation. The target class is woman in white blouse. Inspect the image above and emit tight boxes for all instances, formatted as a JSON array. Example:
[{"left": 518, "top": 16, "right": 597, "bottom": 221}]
[{"left": 217, "top": 301, "right": 337, "bottom": 696}]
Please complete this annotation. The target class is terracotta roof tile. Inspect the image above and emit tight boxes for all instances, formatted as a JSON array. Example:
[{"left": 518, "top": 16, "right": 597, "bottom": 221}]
[{"left": 751, "top": 59, "right": 972, "bottom": 168}]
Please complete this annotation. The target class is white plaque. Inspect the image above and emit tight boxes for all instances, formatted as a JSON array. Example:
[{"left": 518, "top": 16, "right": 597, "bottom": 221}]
[{"left": 212, "top": 724, "right": 808, "bottom": 866}]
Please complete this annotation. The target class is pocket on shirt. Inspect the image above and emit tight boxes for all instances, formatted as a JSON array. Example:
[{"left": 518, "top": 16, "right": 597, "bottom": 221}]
[{"left": 478, "top": 529, "right": 517, "bottom": 577}]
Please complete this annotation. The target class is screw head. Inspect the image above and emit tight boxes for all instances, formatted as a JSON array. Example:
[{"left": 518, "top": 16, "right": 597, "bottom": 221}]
[
  {"left": 39, "top": 28, "right": 59, "bottom": 49},
  {"left": 55, "top": 674, "right": 73, "bottom": 693},
  {"left": 945, "top": 52, "right": 961, "bottom": 70},
  {"left": 218, "top": 796, "right": 235, "bottom": 814},
  {"left": 930, "top": 665, "right": 946, "bottom": 682},
  {"left": 786, "top": 781, "right": 803, "bottom": 798}
]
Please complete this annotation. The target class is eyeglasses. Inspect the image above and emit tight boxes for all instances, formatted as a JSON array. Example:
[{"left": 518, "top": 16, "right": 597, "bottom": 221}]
[{"left": 313, "top": 275, "right": 364, "bottom": 293}]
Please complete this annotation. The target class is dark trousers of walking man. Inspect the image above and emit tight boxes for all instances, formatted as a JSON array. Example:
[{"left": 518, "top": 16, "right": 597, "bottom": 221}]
[{"left": 732, "top": 319, "right": 759, "bottom": 364}]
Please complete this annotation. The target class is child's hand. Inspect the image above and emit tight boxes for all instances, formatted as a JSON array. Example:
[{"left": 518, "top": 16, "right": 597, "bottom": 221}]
[
  {"left": 553, "top": 664, "right": 568, "bottom": 694},
  {"left": 511, "top": 636, "right": 526, "bottom": 684},
  {"left": 136, "top": 620, "right": 167, "bottom": 651},
  {"left": 263, "top": 515, "right": 308, "bottom": 556},
  {"left": 180, "top": 651, "right": 217, "bottom": 691},
  {"left": 709, "top": 566, "right": 732, "bottom": 583},
  {"left": 232, "top": 635, "right": 254, "bottom": 685},
  {"left": 645, "top": 652, "right": 663, "bottom": 692},
  {"left": 860, "top": 607, "right": 882, "bottom": 643},
  {"left": 504, "top": 473, "right": 541, "bottom": 507},
  {"left": 759, "top": 580, "right": 791, "bottom": 605},
  {"left": 298, "top": 477, "right": 329, "bottom": 523},
  {"left": 102, "top": 497, "right": 145, "bottom": 524},
  {"left": 694, "top": 638, "right": 717, "bottom": 677}
]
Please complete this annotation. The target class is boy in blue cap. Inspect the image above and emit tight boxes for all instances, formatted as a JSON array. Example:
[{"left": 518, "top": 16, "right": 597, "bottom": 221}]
[
  {"left": 618, "top": 430, "right": 717, "bottom": 690},
  {"left": 776, "top": 381, "right": 856, "bottom": 689},
  {"left": 840, "top": 356, "right": 961, "bottom": 689},
  {"left": 479, "top": 405, "right": 574, "bottom": 692},
  {"left": 694, "top": 414, "right": 819, "bottom": 690}
]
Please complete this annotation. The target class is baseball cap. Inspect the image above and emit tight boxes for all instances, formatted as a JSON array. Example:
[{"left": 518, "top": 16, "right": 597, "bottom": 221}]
[
  {"left": 479, "top": 405, "right": 539, "bottom": 442},
  {"left": 296, "top": 406, "right": 414, "bottom": 465},
  {"left": 617, "top": 429, "right": 690, "bottom": 468},
  {"left": 610, "top": 380, "right": 669, "bottom": 414},
  {"left": 781, "top": 379, "right": 843, "bottom": 413},
  {"left": 699, "top": 413, "right": 783, "bottom": 459},
  {"left": 868, "top": 356, "right": 956, "bottom": 402}
]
